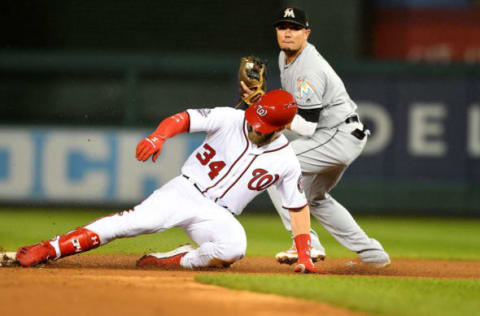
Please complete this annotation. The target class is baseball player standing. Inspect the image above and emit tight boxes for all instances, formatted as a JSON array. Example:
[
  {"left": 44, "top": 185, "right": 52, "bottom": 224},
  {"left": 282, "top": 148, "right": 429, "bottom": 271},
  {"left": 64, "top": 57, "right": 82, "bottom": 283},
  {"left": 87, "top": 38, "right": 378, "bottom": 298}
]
[
  {"left": 242, "top": 7, "right": 390, "bottom": 267},
  {"left": 16, "top": 90, "right": 324, "bottom": 274}
]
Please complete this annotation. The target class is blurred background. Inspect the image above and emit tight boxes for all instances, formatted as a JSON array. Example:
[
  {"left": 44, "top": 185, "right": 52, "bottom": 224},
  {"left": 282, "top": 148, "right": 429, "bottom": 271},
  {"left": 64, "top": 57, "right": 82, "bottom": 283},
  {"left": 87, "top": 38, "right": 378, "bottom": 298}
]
[{"left": 1, "top": 0, "right": 479, "bottom": 215}]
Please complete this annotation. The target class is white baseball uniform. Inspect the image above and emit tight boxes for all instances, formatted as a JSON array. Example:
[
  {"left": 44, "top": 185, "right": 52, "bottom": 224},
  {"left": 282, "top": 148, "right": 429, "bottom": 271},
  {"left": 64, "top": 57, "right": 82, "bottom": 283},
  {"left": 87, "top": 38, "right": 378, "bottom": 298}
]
[
  {"left": 85, "top": 107, "right": 307, "bottom": 268},
  {"left": 268, "top": 42, "right": 390, "bottom": 263}
]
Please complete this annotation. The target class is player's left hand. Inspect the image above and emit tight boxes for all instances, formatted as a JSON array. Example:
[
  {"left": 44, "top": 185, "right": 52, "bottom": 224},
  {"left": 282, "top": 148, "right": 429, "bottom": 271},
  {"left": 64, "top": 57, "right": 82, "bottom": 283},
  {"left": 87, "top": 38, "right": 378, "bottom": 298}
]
[
  {"left": 235, "top": 56, "right": 267, "bottom": 108},
  {"left": 136, "top": 135, "right": 165, "bottom": 162}
]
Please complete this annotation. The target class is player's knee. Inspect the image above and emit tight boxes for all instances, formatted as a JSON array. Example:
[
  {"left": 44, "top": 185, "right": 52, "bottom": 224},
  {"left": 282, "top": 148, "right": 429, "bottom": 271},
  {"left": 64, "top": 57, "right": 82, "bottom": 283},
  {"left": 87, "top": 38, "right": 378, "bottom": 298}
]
[
  {"left": 216, "top": 238, "right": 246, "bottom": 263},
  {"left": 308, "top": 192, "right": 330, "bottom": 206},
  {"left": 228, "top": 242, "right": 247, "bottom": 261}
]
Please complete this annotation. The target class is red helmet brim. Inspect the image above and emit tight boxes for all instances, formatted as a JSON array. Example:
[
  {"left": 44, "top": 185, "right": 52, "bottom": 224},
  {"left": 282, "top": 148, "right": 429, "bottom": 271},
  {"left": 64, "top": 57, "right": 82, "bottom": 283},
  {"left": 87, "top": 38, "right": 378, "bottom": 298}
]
[{"left": 245, "top": 105, "right": 279, "bottom": 133}]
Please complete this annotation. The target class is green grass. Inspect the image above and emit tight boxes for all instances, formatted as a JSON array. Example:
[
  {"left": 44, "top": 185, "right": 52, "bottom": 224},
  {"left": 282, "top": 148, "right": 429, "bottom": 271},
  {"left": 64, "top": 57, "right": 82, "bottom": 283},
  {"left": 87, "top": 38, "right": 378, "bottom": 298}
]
[
  {"left": 195, "top": 274, "right": 480, "bottom": 316},
  {"left": 1, "top": 208, "right": 480, "bottom": 260},
  {"left": 238, "top": 214, "right": 480, "bottom": 260},
  {"left": 2, "top": 207, "right": 480, "bottom": 316}
]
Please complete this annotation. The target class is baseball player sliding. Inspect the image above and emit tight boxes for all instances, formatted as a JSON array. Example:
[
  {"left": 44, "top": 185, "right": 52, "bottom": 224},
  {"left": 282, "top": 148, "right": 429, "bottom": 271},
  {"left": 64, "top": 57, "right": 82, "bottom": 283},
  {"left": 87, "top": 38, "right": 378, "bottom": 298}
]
[
  {"left": 241, "top": 7, "right": 390, "bottom": 267},
  {"left": 16, "top": 90, "right": 325, "bottom": 274}
]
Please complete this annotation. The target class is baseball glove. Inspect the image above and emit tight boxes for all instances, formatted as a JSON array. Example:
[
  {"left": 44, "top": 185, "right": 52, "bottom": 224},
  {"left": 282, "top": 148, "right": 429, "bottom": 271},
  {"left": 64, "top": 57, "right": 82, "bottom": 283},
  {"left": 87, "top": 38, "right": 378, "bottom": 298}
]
[{"left": 236, "top": 55, "right": 267, "bottom": 108}]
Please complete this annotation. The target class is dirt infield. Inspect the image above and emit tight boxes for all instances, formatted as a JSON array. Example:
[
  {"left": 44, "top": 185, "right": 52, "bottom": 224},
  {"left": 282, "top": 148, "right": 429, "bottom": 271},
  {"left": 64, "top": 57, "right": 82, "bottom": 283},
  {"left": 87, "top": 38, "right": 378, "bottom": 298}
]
[{"left": 2, "top": 255, "right": 479, "bottom": 316}]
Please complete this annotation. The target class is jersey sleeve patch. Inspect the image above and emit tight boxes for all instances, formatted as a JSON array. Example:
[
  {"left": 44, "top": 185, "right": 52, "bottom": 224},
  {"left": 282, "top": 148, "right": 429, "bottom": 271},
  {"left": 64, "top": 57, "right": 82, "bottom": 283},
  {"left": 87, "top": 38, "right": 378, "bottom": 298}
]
[
  {"left": 297, "top": 174, "right": 304, "bottom": 193},
  {"left": 296, "top": 79, "right": 315, "bottom": 104},
  {"left": 196, "top": 109, "right": 212, "bottom": 117}
]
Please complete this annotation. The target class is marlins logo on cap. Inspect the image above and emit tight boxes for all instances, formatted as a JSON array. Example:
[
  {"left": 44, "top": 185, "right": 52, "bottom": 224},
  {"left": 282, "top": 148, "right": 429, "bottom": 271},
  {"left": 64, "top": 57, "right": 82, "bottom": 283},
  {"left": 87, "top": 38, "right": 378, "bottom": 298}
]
[
  {"left": 274, "top": 7, "right": 309, "bottom": 29},
  {"left": 283, "top": 8, "right": 295, "bottom": 18}
]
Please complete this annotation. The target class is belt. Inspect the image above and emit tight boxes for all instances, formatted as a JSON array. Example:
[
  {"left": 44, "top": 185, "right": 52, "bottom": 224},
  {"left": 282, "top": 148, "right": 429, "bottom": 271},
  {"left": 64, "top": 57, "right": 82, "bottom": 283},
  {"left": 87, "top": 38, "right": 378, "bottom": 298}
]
[
  {"left": 181, "top": 175, "right": 236, "bottom": 215},
  {"left": 345, "top": 114, "right": 368, "bottom": 140},
  {"left": 351, "top": 128, "right": 367, "bottom": 140},
  {"left": 345, "top": 115, "right": 359, "bottom": 124},
  {"left": 182, "top": 174, "right": 203, "bottom": 194}
]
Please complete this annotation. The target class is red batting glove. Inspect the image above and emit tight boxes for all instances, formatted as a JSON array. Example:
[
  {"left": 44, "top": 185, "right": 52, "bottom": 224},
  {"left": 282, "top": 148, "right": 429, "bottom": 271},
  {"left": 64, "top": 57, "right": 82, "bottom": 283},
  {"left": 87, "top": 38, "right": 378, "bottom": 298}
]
[
  {"left": 294, "top": 234, "right": 327, "bottom": 274},
  {"left": 136, "top": 135, "right": 165, "bottom": 162}
]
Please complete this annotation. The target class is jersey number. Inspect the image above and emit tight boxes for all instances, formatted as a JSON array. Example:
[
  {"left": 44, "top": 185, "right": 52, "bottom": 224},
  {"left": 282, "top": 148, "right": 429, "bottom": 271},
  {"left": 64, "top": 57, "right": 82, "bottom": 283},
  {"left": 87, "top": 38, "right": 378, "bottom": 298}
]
[{"left": 196, "top": 144, "right": 226, "bottom": 180}]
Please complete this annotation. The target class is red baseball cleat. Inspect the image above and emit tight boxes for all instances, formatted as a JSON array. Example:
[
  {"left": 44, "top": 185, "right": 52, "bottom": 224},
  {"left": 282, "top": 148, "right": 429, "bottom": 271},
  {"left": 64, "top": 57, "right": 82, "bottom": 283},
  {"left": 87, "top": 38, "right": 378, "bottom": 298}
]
[
  {"left": 16, "top": 241, "right": 56, "bottom": 267},
  {"left": 136, "top": 244, "right": 195, "bottom": 268}
]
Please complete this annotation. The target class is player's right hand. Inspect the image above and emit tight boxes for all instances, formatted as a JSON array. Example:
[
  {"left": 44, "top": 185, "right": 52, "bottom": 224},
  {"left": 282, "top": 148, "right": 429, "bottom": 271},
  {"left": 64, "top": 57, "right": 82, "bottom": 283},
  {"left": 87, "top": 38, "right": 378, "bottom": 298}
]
[
  {"left": 293, "top": 233, "right": 327, "bottom": 274},
  {"left": 295, "top": 257, "right": 327, "bottom": 274},
  {"left": 136, "top": 135, "right": 165, "bottom": 162}
]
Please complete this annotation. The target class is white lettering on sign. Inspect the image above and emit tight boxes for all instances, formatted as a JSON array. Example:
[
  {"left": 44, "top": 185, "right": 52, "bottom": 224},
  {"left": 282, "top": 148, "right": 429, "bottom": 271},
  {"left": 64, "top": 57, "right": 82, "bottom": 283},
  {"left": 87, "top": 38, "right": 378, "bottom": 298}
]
[
  {"left": 468, "top": 104, "right": 480, "bottom": 158},
  {"left": 408, "top": 103, "right": 447, "bottom": 157},
  {"left": 1, "top": 113, "right": 477, "bottom": 205},
  {"left": 357, "top": 102, "right": 393, "bottom": 155},
  {"left": 0, "top": 130, "right": 34, "bottom": 197},
  {"left": 43, "top": 131, "right": 109, "bottom": 199}
]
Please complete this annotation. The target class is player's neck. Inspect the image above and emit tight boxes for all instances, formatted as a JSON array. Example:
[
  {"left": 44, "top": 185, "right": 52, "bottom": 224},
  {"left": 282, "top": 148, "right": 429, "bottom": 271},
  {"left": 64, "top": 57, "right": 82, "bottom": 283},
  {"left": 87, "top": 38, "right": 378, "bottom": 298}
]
[{"left": 284, "top": 42, "right": 308, "bottom": 64}]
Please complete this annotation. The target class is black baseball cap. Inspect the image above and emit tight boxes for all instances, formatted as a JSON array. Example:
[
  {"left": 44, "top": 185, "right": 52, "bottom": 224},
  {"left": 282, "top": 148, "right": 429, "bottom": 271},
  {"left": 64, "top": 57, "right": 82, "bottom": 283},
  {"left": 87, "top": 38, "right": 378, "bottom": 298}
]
[{"left": 274, "top": 7, "right": 309, "bottom": 29}]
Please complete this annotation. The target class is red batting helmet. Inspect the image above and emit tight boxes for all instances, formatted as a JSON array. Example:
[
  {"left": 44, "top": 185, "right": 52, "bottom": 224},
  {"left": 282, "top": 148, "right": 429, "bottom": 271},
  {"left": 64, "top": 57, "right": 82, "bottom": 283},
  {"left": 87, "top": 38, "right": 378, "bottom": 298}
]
[{"left": 245, "top": 89, "right": 297, "bottom": 133}]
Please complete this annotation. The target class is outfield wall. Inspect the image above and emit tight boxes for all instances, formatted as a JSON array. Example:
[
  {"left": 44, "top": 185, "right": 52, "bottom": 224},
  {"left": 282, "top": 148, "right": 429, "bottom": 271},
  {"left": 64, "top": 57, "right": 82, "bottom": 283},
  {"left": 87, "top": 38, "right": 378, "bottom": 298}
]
[
  {"left": 1, "top": 97, "right": 479, "bottom": 215},
  {"left": 1, "top": 54, "right": 480, "bottom": 215}
]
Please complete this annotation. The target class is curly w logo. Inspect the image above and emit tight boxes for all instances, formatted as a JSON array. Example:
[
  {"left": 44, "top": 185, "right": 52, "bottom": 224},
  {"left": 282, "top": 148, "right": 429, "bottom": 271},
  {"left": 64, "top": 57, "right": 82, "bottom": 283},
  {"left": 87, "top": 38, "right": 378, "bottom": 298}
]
[{"left": 248, "top": 168, "right": 279, "bottom": 191}]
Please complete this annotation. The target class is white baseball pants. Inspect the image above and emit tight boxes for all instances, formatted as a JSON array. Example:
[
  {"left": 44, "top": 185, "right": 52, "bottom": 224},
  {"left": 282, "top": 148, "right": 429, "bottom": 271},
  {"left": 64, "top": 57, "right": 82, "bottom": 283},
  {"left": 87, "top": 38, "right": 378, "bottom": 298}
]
[{"left": 85, "top": 176, "right": 247, "bottom": 268}]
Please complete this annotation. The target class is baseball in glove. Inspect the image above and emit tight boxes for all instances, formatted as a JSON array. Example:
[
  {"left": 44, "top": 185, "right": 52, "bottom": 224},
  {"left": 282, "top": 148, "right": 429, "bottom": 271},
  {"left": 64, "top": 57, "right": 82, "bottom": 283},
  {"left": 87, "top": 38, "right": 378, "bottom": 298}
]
[{"left": 236, "top": 56, "right": 267, "bottom": 109}]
